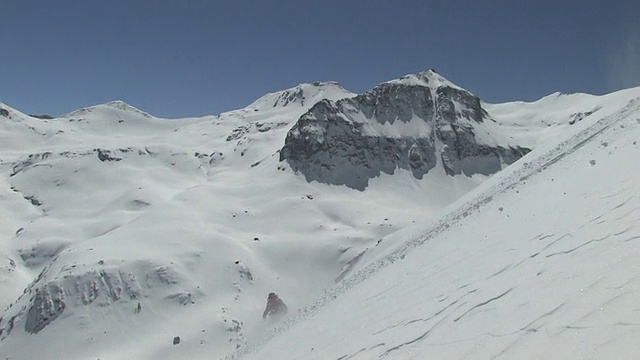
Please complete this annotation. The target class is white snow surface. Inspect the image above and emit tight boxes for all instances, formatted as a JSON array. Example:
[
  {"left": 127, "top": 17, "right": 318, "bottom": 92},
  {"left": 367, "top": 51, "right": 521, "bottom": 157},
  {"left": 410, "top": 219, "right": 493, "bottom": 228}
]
[
  {"left": 240, "top": 91, "right": 640, "bottom": 359},
  {"left": 246, "top": 81, "right": 355, "bottom": 111},
  {"left": 0, "top": 75, "right": 639, "bottom": 360}
]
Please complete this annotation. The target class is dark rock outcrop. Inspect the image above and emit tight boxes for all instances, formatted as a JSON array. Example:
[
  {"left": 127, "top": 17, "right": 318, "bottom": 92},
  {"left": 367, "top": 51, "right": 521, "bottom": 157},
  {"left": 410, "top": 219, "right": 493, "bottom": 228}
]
[
  {"left": 0, "top": 267, "right": 143, "bottom": 337},
  {"left": 22, "top": 268, "right": 142, "bottom": 334},
  {"left": 10, "top": 152, "right": 53, "bottom": 177},
  {"left": 96, "top": 148, "right": 122, "bottom": 162},
  {"left": 280, "top": 70, "right": 530, "bottom": 189},
  {"left": 25, "top": 284, "right": 66, "bottom": 334},
  {"left": 29, "top": 114, "right": 55, "bottom": 120}
]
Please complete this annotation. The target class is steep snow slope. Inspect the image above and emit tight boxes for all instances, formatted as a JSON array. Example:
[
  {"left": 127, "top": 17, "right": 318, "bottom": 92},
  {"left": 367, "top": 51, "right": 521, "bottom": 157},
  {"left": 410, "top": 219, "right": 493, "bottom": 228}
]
[{"left": 239, "top": 92, "right": 640, "bottom": 359}]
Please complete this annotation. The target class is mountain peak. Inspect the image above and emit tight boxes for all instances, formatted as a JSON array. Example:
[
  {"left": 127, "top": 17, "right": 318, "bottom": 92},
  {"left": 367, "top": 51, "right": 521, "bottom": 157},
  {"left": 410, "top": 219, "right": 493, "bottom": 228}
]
[
  {"left": 247, "top": 81, "right": 355, "bottom": 111},
  {"left": 385, "top": 69, "right": 464, "bottom": 92},
  {"left": 65, "top": 100, "right": 152, "bottom": 118},
  {"left": 309, "top": 80, "right": 342, "bottom": 88},
  {"left": 103, "top": 100, "right": 134, "bottom": 109},
  {"left": 100, "top": 100, "right": 150, "bottom": 115}
]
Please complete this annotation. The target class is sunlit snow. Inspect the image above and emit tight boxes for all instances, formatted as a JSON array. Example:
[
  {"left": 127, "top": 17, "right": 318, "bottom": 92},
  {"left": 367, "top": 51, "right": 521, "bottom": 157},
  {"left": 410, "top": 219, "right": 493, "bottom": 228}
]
[{"left": 0, "top": 74, "right": 638, "bottom": 360}]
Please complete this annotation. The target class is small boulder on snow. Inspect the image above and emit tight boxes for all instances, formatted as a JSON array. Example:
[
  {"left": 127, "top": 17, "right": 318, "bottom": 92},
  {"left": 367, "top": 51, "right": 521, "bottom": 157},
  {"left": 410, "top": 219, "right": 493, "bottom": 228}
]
[{"left": 234, "top": 260, "right": 253, "bottom": 281}]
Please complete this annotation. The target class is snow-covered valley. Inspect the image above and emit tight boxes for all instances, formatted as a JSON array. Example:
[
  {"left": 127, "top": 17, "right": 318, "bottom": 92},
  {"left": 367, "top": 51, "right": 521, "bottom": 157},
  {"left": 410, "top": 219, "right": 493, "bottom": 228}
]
[{"left": 0, "top": 70, "right": 638, "bottom": 359}]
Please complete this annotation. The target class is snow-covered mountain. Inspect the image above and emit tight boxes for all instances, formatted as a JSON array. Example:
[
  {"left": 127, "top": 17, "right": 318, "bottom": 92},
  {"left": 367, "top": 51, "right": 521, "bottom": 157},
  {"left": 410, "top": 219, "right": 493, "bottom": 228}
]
[
  {"left": 281, "top": 70, "right": 529, "bottom": 190},
  {"left": 0, "top": 71, "right": 638, "bottom": 360},
  {"left": 245, "top": 81, "right": 355, "bottom": 111}
]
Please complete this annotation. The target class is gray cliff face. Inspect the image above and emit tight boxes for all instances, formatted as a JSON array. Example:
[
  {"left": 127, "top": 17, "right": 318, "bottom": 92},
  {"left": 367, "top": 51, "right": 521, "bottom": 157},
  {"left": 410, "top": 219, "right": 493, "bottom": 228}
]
[
  {"left": 0, "top": 260, "right": 201, "bottom": 339},
  {"left": 22, "top": 268, "right": 142, "bottom": 334},
  {"left": 280, "top": 71, "right": 530, "bottom": 190},
  {"left": 356, "top": 83, "right": 435, "bottom": 125},
  {"left": 433, "top": 86, "right": 529, "bottom": 176}
]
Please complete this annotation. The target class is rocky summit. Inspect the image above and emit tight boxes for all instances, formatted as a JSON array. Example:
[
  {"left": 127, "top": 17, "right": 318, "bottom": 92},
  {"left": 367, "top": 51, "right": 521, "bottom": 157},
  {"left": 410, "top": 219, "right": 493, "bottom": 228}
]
[{"left": 280, "top": 70, "right": 530, "bottom": 190}]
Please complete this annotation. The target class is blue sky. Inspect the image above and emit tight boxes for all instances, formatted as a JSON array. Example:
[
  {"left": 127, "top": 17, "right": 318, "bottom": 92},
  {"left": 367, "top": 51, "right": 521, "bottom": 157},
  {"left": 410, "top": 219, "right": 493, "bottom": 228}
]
[{"left": 1, "top": 0, "right": 639, "bottom": 118}]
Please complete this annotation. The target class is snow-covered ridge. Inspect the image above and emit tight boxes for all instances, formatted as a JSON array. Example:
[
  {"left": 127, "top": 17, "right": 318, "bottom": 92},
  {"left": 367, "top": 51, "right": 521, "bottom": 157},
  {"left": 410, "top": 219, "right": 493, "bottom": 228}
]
[
  {"left": 246, "top": 81, "right": 356, "bottom": 111},
  {"left": 64, "top": 100, "right": 153, "bottom": 119},
  {"left": 484, "top": 86, "right": 640, "bottom": 148}
]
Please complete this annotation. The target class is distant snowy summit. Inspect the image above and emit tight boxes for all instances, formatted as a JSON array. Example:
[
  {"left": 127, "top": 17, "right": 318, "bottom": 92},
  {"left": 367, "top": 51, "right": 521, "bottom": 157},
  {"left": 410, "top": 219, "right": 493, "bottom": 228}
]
[
  {"left": 247, "top": 81, "right": 355, "bottom": 111},
  {"left": 65, "top": 100, "right": 153, "bottom": 119},
  {"left": 280, "top": 69, "right": 530, "bottom": 190}
]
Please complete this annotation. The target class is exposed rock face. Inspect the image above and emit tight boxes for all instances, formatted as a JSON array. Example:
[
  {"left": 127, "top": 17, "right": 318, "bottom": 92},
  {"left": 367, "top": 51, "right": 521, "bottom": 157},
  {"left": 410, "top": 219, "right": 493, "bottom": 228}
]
[
  {"left": 96, "top": 148, "right": 122, "bottom": 162},
  {"left": 434, "top": 85, "right": 530, "bottom": 175},
  {"left": 0, "top": 267, "right": 144, "bottom": 337},
  {"left": 10, "top": 152, "right": 53, "bottom": 177},
  {"left": 25, "top": 283, "right": 66, "bottom": 334},
  {"left": 226, "top": 121, "right": 289, "bottom": 142},
  {"left": 280, "top": 70, "right": 530, "bottom": 190},
  {"left": 29, "top": 114, "right": 55, "bottom": 120},
  {"left": 23, "top": 268, "right": 142, "bottom": 334}
]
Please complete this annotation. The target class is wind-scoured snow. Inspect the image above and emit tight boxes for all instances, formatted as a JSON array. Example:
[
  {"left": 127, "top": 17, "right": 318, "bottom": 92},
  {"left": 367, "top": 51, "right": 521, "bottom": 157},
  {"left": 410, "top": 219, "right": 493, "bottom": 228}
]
[{"left": 0, "top": 71, "right": 638, "bottom": 360}]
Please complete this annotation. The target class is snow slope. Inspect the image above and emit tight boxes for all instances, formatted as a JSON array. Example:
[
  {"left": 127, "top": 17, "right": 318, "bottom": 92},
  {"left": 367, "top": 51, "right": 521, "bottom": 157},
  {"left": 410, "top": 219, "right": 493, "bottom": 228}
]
[
  {"left": 483, "top": 91, "right": 611, "bottom": 148},
  {"left": 239, "top": 91, "right": 640, "bottom": 359},
  {"left": 0, "top": 75, "right": 638, "bottom": 359}
]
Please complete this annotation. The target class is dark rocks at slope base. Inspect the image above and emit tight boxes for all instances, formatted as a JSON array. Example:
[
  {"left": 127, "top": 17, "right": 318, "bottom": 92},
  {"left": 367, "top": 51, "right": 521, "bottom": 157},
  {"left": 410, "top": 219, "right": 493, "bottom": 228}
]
[
  {"left": 439, "top": 144, "right": 530, "bottom": 176},
  {"left": 280, "top": 72, "right": 530, "bottom": 189}
]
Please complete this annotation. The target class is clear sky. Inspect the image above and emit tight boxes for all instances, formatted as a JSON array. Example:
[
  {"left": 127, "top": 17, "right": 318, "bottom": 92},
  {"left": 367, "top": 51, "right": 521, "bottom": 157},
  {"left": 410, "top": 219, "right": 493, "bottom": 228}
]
[{"left": 1, "top": 0, "right": 639, "bottom": 118}]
